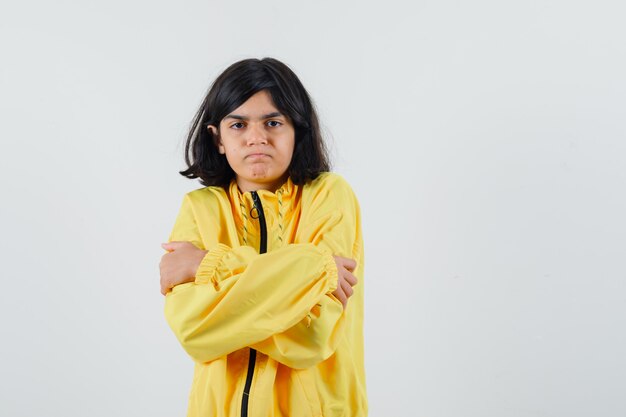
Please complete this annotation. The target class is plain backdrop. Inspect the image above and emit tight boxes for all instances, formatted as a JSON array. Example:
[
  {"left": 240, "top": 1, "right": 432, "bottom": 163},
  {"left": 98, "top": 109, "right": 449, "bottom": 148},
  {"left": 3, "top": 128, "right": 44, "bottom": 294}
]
[{"left": 1, "top": 1, "right": 625, "bottom": 416}]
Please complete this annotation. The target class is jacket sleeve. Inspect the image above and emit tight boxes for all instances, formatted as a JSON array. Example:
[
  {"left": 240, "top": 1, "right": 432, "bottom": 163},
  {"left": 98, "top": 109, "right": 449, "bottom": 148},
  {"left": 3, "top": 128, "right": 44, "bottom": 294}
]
[
  {"left": 250, "top": 175, "right": 364, "bottom": 369},
  {"left": 249, "top": 294, "right": 346, "bottom": 369},
  {"left": 163, "top": 194, "right": 340, "bottom": 365}
]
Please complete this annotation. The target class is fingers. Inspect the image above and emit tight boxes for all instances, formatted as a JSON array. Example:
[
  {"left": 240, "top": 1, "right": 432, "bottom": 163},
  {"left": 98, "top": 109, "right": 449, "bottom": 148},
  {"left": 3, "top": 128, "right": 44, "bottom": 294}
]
[
  {"left": 332, "top": 267, "right": 358, "bottom": 309},
  {"left": 159, "top": 253, "right": 176, "bottom": 295},
  {"left": 332, "top": 279, "right": 354, "bottom": 310},
  {"left": 159, "top": 273, "right": 170, "bottom": 296},
  {"left": 159, "top": 262, "right": 169, "bottom": 295},
  {"left": 343, "top": 270, "right": 358, "bottom": 287},
  {"left": 340, "top": 278, "right": 353, "bottom": 298},
  {"left": 334, "top": 257, "right": 358, "bottom": 287},
  {"left": 161, "top": 241, "right": 191, "bottom": 252},
  {"left": 332, "top": 286, "right": 348, "bottom": 309},
  {"left": 334, "top": 255, "right": 357, "bottom": 272},
  {"left": 329, "top": 254, "right": 359, "bottom": 309},
  {"left": 344, "top": 258, "right": 357, "bottom": 272}
]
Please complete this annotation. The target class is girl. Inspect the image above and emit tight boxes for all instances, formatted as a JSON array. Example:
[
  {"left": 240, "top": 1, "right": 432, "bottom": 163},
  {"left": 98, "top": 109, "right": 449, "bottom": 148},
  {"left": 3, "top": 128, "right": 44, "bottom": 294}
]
[{"left": 159, "top": 58, "right": 367, "bottom": 417}]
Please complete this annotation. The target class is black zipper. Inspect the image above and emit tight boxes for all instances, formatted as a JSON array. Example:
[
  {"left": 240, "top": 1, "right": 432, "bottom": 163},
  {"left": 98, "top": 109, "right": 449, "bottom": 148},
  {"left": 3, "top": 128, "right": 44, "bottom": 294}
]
[
  {"left": 241, "top": 190, "right": 267, "bottom": 417},
  {"left": 250, "top": 191, "right": 267, "bottom": 253}
]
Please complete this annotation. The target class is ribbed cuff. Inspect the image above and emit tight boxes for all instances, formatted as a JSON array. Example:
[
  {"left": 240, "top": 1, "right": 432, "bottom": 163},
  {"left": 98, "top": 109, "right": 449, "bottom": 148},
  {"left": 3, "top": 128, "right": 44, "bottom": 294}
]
[
  {"left": 321, "top": 250, "right": 339, "bottom": 293},
  {"left": 195, "top": 243, "right": 232, "bottom": 286}
]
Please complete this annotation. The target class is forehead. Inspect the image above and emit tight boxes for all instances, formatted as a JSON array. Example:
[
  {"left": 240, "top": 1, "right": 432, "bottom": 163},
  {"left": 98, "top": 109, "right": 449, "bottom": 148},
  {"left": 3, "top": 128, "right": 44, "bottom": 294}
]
[{"left": 229, "top": 90, "right": 280, "bottom": 116}]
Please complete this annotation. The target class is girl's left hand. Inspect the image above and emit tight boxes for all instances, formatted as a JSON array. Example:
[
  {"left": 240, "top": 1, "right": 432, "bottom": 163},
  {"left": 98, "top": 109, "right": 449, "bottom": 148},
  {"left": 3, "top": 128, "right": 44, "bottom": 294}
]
[{"left": 160, "top": 241, "right": 208, "bottom": 295}]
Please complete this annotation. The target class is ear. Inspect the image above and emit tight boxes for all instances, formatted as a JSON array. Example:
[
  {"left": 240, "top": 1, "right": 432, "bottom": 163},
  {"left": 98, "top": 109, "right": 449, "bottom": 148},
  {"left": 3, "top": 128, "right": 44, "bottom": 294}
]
[{"left": 207, "top": 124, "right": 225, "bottom": 154}]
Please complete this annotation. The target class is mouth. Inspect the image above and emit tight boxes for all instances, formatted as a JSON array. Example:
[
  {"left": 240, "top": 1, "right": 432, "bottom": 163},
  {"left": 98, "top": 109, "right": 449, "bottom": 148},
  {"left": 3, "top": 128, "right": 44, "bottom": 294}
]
[{"left": 246, "top": 153, "right": 270, "bottom": 159}]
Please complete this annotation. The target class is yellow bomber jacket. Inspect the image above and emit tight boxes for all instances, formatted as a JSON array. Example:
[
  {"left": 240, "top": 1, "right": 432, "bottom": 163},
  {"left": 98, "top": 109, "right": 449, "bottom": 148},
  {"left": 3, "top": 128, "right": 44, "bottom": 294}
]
[{"left": 164, "top": 172, "right": 367, "bottom": 417}]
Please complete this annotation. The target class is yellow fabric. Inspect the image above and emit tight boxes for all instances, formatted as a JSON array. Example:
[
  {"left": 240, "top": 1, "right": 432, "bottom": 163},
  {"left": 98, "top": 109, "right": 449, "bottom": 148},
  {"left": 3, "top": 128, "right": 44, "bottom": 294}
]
[{"left": 164, "top": 172, "right": 367, "bottom": 417}]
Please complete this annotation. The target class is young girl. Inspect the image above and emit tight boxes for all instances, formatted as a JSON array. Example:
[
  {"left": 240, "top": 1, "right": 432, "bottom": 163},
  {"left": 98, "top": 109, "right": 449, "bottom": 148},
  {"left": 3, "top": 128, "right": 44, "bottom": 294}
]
[{"left": 159, "top": 58, "right": 367, "bottom": 417}]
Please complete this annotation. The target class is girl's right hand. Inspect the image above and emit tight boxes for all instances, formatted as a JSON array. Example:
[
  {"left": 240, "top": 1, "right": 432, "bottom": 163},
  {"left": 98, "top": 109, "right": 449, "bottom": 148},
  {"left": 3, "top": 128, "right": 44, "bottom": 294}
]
[{"left": 332, "top": 256, "right": 358, "bottom": 309}]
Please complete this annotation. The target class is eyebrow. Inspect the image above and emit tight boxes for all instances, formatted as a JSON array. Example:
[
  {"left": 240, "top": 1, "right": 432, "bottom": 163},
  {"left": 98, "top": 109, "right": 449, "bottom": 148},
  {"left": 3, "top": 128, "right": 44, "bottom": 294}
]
[{"left": 223, "top": 112, "right": 284, "bottom": 121}]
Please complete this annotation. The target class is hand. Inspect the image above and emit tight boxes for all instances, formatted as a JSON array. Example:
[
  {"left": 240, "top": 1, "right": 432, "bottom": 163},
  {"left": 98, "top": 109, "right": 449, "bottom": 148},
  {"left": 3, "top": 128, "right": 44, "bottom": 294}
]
[
  {"left": 332, "top": 255, "right": 358, "bottom": 309},
  {"left": 160, "top": 241, "right": 208, "bottom": 295}
]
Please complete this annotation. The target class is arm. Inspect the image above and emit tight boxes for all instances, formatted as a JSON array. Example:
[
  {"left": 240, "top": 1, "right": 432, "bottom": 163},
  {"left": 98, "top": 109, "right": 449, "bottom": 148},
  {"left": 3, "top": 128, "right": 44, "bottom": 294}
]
[
  {"left": 251, "top": 174, "right": 364, "bottom": 368},
  {"left": 163, "top": 194, "right": 339, "bottom": 364},
  {"left": 250, "top": 292, "right": 346, "bottom": 369}
]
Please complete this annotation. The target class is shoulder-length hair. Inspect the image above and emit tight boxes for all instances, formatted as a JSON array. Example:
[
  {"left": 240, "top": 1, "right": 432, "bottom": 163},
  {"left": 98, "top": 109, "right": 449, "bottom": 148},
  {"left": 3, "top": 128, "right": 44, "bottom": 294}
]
[{"left": 179, "top": 57, "right": 330, "bottom": 187}]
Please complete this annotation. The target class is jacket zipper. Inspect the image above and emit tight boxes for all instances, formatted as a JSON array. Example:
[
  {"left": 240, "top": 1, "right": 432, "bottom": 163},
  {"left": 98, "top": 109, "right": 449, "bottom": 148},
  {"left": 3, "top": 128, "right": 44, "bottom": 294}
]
[{"left": 241, "top": 190, "right": 267, "bottom": 417}]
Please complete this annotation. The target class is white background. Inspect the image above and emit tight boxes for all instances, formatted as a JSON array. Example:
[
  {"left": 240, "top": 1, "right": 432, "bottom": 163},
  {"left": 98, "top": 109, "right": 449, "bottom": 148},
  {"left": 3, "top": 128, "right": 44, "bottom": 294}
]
[{"left": 1, "top": 1, "right": 625, "bottom": 416}]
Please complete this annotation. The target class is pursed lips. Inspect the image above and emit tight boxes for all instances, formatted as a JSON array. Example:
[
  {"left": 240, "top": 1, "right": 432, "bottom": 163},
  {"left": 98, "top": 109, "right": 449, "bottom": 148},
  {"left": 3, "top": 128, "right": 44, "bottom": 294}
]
[{"left": 246, "top": 152, "right": 271, "bottom": 159}]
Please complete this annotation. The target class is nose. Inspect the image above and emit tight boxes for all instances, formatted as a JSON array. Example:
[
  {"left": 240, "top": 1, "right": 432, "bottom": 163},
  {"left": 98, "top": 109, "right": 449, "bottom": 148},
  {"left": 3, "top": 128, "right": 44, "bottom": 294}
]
[{"left": 245, "top": 122, "right": 268, "bottom": 146}]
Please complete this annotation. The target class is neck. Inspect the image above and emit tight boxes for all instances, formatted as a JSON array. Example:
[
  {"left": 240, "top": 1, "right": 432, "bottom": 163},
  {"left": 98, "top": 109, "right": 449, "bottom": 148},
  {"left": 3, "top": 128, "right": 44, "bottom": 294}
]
[{"left": 236, "top": 175, "right": 289, "bottom": 194}]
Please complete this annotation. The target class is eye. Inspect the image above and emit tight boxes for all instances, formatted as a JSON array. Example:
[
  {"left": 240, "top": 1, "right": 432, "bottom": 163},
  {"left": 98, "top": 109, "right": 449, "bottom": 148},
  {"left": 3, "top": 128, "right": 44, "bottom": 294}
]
[
  {"left": 230, "top": 122, "right": 245, "bottom": 129},
  {"left": 266, "top": 120, "right": 282, "bottom": 127}
]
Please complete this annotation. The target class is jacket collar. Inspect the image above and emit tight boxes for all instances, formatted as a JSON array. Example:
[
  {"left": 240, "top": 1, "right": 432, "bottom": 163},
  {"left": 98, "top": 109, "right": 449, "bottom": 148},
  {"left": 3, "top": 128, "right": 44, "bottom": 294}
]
[
  {"left": 228, "top": 176, "right": 296, "bottom": 207},
  {"left": 227, "top": 177, "right": 297, "bottom": 247}
]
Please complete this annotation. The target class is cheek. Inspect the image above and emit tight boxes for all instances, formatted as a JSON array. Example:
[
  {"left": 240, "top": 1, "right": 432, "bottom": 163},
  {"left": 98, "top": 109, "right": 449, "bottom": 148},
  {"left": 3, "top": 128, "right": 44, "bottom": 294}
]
[
  {"left": 283, "top": 132, "right": 296, "bottom": 159},
  {"left": 223, "top": 140, "right": 242, "bottom": 154},
  {"left": 280, "top": 143, "right": 295, "bottom": 164}
]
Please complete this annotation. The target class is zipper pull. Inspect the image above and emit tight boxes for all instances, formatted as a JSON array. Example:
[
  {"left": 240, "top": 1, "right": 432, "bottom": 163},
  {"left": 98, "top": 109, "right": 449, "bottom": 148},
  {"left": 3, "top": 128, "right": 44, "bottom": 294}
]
[
  {"left": 249, "top": 190, "right": 267, "bottom": 254},
  {"left": 250, "top": 191, "right": 260, "bottom": 219}
]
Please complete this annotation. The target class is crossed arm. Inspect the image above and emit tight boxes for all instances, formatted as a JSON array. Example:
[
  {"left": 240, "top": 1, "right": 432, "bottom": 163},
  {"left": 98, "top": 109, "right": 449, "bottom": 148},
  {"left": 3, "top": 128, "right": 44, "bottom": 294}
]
[
  {"left": 160, "top": 242, "right": 357, "bottom": 307},
  {"left": 161, "top": 178, "right": 362, "bottom": 368}
]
